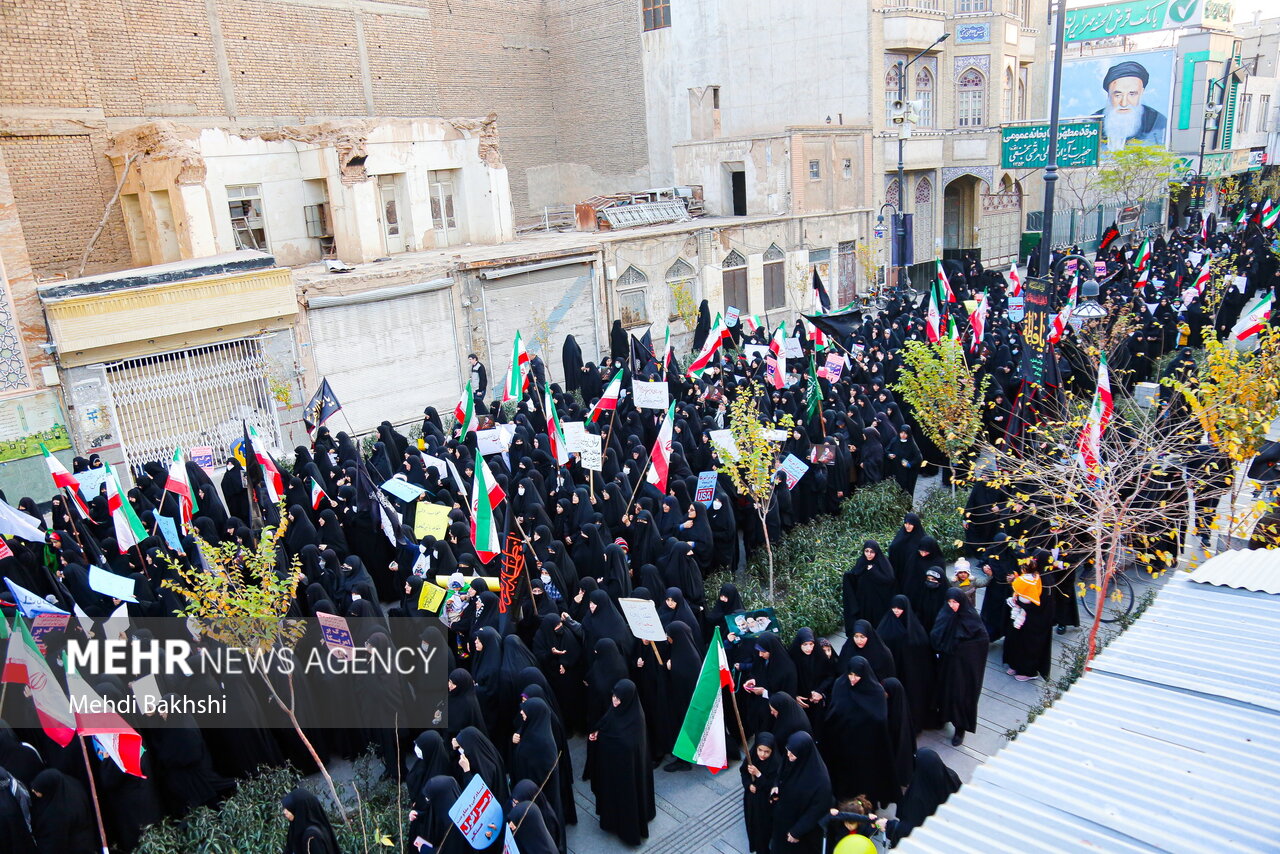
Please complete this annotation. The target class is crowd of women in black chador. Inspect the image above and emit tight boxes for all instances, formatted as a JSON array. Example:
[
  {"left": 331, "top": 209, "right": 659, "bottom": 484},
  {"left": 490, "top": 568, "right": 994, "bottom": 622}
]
[{"left": 0, "top": 210, "right": 1272, "bottom": 853}]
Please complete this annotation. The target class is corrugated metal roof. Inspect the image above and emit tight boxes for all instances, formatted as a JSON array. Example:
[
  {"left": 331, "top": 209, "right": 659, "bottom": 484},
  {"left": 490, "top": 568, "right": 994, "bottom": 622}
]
[
  {"left": 1186, "top": 546, "right": 1280, "bottom": 594},
  {"left": 901, "top": 575, "right": 1280, "bottom": 853}
]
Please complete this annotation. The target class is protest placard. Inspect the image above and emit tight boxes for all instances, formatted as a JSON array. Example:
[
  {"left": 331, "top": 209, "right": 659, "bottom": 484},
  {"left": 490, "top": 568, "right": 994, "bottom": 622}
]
[
  {"left": 708, "top": 429, "right": 739, "bottom": 461},
  {"left": 417, "top": 581, "right": 449, "bottom": 614},
  {"left": 725, "top": 306, "right": 740, "bottom": 327},
  {"left": 764, "top": 356, "right": 779, "bottom": 387},
  {"left": 783, "top": 337, "right": 803, "bottom": 358},
  {"left": 823, "top": 353, "right": 844, "bottom": 382},
  {"left": 421, "top": 453, "right": 449, "bottom": 479},
  {"left": 189, "top": 446, "right": 215, "bottom": 471},
  {"left": 131, "top": 674, "right": 163, "bottom": 710},
  {"left": 578, "top": 433, "right": 602, "bottom": 471},
  {"left": 562, "top": 421, "right": 587, "bottom": 453},
  {"left": 618, "top": 597, "right": 668, "bottom": 642},
  {"left": 694, "top": 470, "right": 717, "bottom": 504},
  {"left": 89, "top": 564, "right": 138, "bottom": 603},
  {"left": 1094, "top": 261, "right": 1108, "bottom": 279},
  {"left": 155, "top": 515, "right": 183, "bottom": 552},
  {"left": 724, "top": 607, "right": 779, "bottom": 639},
  {"left": 414, "top": 503, "right": 452, "bottom": 540},
  {"left": 779, "top": 453, "right": 809, "bottom": 489},
  {"left": 30, "top": 614, "right": 69, "bottom": 654},
  {"left": 632, "top": 380, "right": 669, "bottom": 410},
  {"left": 76, "top": 467, "right": 109, "bottom": 501},
  {"left": 476, "top": 424, "right": 514, "bottom": 455},
  {"left": 449, "top": 774, "right": 503, "bottom": 848},
  {"left": 316, "top": 612, "right": 356, "bottom": 660},
  {"left": 744, "top": 344, "right": 769, "bottom": 363},
  {"left": 382, "top": 477, "right": 426, "bottom": 503}
]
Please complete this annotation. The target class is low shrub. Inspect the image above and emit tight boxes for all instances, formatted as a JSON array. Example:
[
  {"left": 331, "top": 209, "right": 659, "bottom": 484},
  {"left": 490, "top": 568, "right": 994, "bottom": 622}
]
[{"left": 917, "top": 485, "right": 970, "bottom": 561}]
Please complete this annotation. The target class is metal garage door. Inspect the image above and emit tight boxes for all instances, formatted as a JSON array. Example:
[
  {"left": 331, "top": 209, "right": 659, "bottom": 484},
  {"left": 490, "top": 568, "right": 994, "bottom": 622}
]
[
  {"left": 481, "top": 260, "right": 600, "bottom": 392},
  {"left": 308, "top": 281, "right": 462, "bottom": 432}
]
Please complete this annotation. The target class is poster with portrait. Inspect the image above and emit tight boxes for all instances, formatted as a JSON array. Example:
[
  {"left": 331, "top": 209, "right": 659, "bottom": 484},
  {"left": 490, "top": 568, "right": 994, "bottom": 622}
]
[
  {"left": 1060, "top": 49, "right": 1175, "bottom": 153},
  {"left": 724, "top": 607, "right": 779, "bottom": 640}
]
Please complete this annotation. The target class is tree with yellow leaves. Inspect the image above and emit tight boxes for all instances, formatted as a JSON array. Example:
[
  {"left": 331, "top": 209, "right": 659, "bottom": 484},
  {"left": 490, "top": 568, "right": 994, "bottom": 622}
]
[{"left": 894, "top": 339, "right": 989, "bottom": 486}]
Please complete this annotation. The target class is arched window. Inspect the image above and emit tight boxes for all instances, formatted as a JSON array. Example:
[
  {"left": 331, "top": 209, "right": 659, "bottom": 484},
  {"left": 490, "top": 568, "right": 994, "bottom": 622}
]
[
  {"left": 722, "top": 250, "right": 748, "bottom": 314},
  {"left": 665, "top": 258, "right": 696, "bottom": 321},
  {"left": 886, "top": 178, "right": 901, "bottom": 208},
  {"left": 1003, "top": 67, "right": 1014, "bottom": 122},
  {"left": 885, "top": 64, "right": 902, "bottom": 123},
  {"left": 914, "top": 177, "right": 934, "bottom": 263},
  {"left": 616, "top": 266, "right": 649, "bottom": 327},
  {"left": 1018, "top": 67, "right": 1028, "bottom": 120},
  {"left": 915, "top": 68, "right": 934, "bottom": 127},
  {"left": 957, "top": 69, "right": 986, "bottom": 128},
  {"left": 915, "top": 175, "right": 933, "bottom": 204},
  {"left": 763, "top": 244, "right": 786, "bottom": 310}
]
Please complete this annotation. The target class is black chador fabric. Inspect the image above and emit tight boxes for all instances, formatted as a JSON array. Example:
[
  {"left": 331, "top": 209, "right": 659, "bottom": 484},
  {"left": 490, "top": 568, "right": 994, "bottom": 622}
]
[
  {"left": 883, "top": 676, "right": 916, "bottom": 792},
  {"left": 29, "top": 768, "right": 98, "bottom": 854},
  {"left": 888, "top": 748, "right": 961, "bottom": 846},
  {"left": 887, "top": 513, "right": 925, "bottom": 590},
  {"left": 0, "top": 766, "right": 35, "bottom": 854},
  {"left": 587, "top": 679, "right": 654, "bottom": 846},
  {"left": 877, "top": 595, "right": 938, "bottom": 734},
  {"left": 456, "top": 725, "right": 509, "bottom": 808},
  {"left": 582, "top": 590, "right": 633, "bottom": 657},
  {"left": 509, "top": 697, "right": 562, "bottom": 835},
  {"left": 740, "top": 732, "right": 781, "bottom": 854},
  {"left": 931, "top": 588, "right": 989, "bottom": 735},
  {"left": 839, "top": 619, "right": 896, "bottom": 682},
  {"left": 1002, "top": 585, "right": 1053, "bottom": 680},
  {"left": 767, "top": 692, "right": 812, "bottom": 751},
  {"left": 584, "top": 638, "right": 628, "bottom": 731},
  {"left": 770, "top": 731, "right": 833, "bottom": 854},
  {"left": 788, "top": 627, "right": 835, "bottom": 732},
  {"left": 282, "top": 788, "right": 340, "bottom": 854},
  {"left": 508, "top": 800, "right": 560, "bottom": 854},
  {"left": 842, "top": 540, "right": 896, "bottom": 632},
  {"left": 822, "top": 657, "right": 897, "bottom": 806},
  {"left": 421, "top": 776, "right": 471, "bottom": 854},
  {"left": 406, "top": 730, "right": 451, "bottom": 841}
]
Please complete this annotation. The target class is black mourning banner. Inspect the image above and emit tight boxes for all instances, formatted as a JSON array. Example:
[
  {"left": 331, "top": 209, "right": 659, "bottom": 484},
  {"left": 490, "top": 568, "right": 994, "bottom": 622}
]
[{"left": 1020, "top": 274, "right": 1052, "bottom": 383}]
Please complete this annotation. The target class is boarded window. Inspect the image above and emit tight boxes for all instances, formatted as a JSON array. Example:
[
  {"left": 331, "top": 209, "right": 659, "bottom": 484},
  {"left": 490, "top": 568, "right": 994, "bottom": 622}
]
[
  {"left": 763, "top": 244, "right": 786, "bottom": 310},
  {"left": 722, "top": 250, "right": 748, "bottom": 314}
]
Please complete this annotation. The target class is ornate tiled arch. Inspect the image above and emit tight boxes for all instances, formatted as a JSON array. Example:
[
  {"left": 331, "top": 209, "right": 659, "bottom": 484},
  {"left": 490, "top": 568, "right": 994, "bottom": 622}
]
[
  {"left": 953, "top": 55, "right": 990, "bottom": 82},
  {"left": 942, "top": 166, "right": 994, "bottom": 190}
]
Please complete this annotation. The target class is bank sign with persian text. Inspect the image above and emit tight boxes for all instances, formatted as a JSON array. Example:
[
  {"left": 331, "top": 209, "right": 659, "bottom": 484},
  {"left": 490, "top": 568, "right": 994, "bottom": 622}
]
[
  {"left": 1064, "top": 0, "right": 1233, "bottom": 43},
  {"left": 1001, "top": 121, "right": 1101, "bottom": 170}
]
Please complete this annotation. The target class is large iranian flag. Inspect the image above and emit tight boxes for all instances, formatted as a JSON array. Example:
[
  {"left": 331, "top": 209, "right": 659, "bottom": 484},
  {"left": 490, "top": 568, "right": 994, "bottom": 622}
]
[
  {"left": 1, "top": 614, "right": 75, "bottom": 746},
  {"left": 1134, "top": 237, "right": 1151, "bottom": 273},
  {"left": 936, "top": 260, "right": 956, "bottom": 303},
  {"left": 686, "top": 321, "right": 726, "bottom": 378},
  {"left": 40, "top": 443, "right": 90, "bottom": 516},
  {"left": 1234, "top": 292, "right": 1273, "bottom": 341},
  {"left": 454, "top": 380, "right": 479, "bottom": 434},
  {"left": 672, "top": 627, "right": 734, "bottom": 772},
  {"left": 501, "top": 332, "right": 530, "bottom": 403},
  {"left": 588, "top": 370, "right": 624, "bottom": 423},
  {"left": 471, "top": 456, "right": 504, "bottom": 562},
  {"left": 645, "top": 401, "right": 677, "bottom": 493},
  {"left": 65, "top": 664, "right": 145, "bottom": 777},
  {"left": 104, "top": 462, "right": 146, "bottom": 552},
  {"left": 544, "top": 383, "right": 570, "bottom": 465},
  {"left": 1077, "top": 354, "right": 1113, "bottom": 475}
]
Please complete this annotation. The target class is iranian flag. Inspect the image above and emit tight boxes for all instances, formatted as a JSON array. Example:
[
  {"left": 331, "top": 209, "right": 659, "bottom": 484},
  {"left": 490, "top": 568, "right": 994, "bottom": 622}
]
[
  {"left": 502, "top": 332, "right": 531, "bottom": 403},
  {"left": 1077, "top": 354, "right": 1113, "bottom": 475},
  {"left": 767, "top": 324, "right": 787, "bottom": 389},
  {"left": 946, "top": 314, "right": 960, "bottom": 342},
  {"left": 969, "top": 291, "right": 988, "bottom": 352},
  {"left": 1263, "top": 200, "right": 1279, "bottom": 229},
  {"left": 454, "top": 380, "right": 479, "bottom": 434},
  {"left": 470, "top": 456, "right": 504, "bottom": 562},
  {"left": 661, "top": 325, "right": 674, "bottom": 371},
  {"left": 645, "top": 400, "right": 677, "bottom": 493},
  {"left": 104, "top": 462, "right": 146, "bottom": 552},
  {"left": 246, "top": 425, "right": 284, "bottom": 502},
  {"left": 1233, "top": 292, "right": 1273, "bottom": 340},
  {"left": 672, "top": 627, "right": 735, "bottom": 772},
  {"left": 166, "top": 446, "right": 196, "bottom": 527},
  {"left": 925, "top": 276, "right": 943, "bottom": 344},
  {"left": 544, "top": 383, "right": 570, "bottom": 465},
  {"left": 1234, "top": 206, "right": 1248, "bottom": 229},
  {"left": 686, "top": 322, "right": 725, "bottom": 378},
  {"left": 1192, "top": 260, "right": 1212, "bottom": 296},
  {"left": 1007, "top": 263, "right": 1023, "bottom": 298},
  {"left": 1049, "top": 287, "right": 1078, "bottom": 344},
  {"left": 309, "top": 477, "right": 329, "bottom": 511},
  {"left": 1200, "top": 215, "right": 1209, "bottom": 243},
  {"left": 936, "top": 260, "right": 956, "bottom": 303},
  {"left": 1134, "top": 237, "right": 1151, "bottom": 273},
  {"left": 65, "top": 663, "right": 145, "bottom": 777},
  {"left": 40, "top": 443, "right": 90, "bottom": 517},
  {"left": 1258, "top": 198, "right": 1275, "bottom": 226},
  {"left": 1, "top": 614, "right": 75, "bottom": 746},
  {"left": 588, "top": 370, "right": 624, "bottom": 423}
]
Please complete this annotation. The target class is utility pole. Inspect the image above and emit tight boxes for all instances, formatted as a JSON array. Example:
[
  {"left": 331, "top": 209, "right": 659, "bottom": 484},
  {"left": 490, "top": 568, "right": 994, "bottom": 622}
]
[
  {"left": 1037, "top": 0, "right": 1067, "bottom": 280},
  {"left": 894, "top": 31, "right": 950, "bottom": 294}
]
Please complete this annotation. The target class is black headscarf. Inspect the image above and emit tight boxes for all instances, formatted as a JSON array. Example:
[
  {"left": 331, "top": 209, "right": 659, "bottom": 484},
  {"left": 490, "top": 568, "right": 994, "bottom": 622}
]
[
  {"left": 931, "top": 587, "right": 988, "bottom": 653},
  {"left": 281, "top": 788, "right": 340, "bottom": 854}
]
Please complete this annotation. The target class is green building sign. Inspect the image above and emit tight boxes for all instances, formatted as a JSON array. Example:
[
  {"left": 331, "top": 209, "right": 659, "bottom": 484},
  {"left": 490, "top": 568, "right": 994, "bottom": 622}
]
[
  {"left": 1064, "top": 0, "right": 1234, "bottom": 44},
  {"left": 1001, "top": 121, "right": 1101, "bottom": 169}
]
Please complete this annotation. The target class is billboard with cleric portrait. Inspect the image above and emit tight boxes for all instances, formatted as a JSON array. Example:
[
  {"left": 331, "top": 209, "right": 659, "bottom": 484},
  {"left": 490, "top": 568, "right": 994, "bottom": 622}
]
[{"left": 1060, "top": 49, "right": 1174, "bottom": 153}]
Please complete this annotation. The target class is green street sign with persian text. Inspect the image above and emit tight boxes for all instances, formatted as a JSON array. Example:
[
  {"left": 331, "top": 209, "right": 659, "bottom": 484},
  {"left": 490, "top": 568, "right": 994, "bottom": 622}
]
[
  {"left": 1063, "top": 0, "right": 1234, "bottom": 44},
  {"left": 1001, "top": 121, "right": 1101, "bottom": 169}
]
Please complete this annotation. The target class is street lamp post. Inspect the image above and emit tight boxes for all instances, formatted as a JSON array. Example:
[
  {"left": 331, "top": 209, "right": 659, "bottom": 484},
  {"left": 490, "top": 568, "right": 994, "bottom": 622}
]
[
  {"left": 895, "top": 32, "right": 950, "bottom": 294},
  {"left": 1037, "top": 0, "right": 1067, "bottom": 280}
]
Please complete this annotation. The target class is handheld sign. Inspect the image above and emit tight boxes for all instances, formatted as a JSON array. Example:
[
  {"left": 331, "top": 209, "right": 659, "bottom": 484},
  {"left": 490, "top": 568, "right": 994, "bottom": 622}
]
[
  {"left": 783, "top": 337, "right": 803, "bottom": 359},
  {"left": 744, "top": 344, "right": 769, "bottom": 363},
  {"left": 779, "top": 453, "right": 809, "bottom": 489},
  {"left": 1094, "top": 261, "right": 1108, "bottom": 279},
  {"left": 30, "top": 613, "right": 69, "bottom": 654},
  {"left": 88, "top": 566, "right": 138, "bottom": 604},
  {"left": 618, "top": 597, "right": 668, "bottom": 642},
  {"left": 449, "top": 774, "right": 503, "bottom": 849},
  {"left": 708, "top": 429, "right": 739, "bottom": 461},
  {"left": 476, "top": 425, "right": 514, "bottom": 456},
  {"left": 823, "top": 353, "right": 844, "bottom": 383},
  {"left": 725, "top": 306, "right": 740, "bottom": 327},
  {"left": 155, "top": 515, "right": 183, "bottom": 552},
  {"left": 417, "top": 580, "right": 450, "bottom": 614},
  {"left": 561, "top": 421, "right": 587, "bottom": 453},
  {"left": 764, "top": 356, "right": 779, "bottom": 387},
  {"left": 578, "top": 433, "right": 602, "bottom": 472},
  {"left": 414, "top": 503, "right": 452, "bottom": 540},
  {"left": 1008, "top": 294, "right": 1025, "bottom": 322},
  {"left": 632, "top": 380, "right": 669, "bottom": 410},
  {"left": 694, "top": 470, "right": 717, "bottom": 505},
  {"left": 189, "top": 446, "right": 215, "bottom": 470},
  {"left": 382, "top": 477, "right": 426, "bottom": 503},
  {"left": 316, "top": 612, "right": 356, "bottom": 661},
  {"left": 76, "top": 467, "right": 109, "bottom": 501}
]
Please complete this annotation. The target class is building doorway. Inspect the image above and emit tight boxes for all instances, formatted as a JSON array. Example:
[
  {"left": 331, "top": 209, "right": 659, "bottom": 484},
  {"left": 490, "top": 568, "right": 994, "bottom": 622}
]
[
  {"left": 943, "top": 175, "right": 980, "bottom": 260},
  {"left": 378, "top": 174, "right": 406, "bottom": 254}
]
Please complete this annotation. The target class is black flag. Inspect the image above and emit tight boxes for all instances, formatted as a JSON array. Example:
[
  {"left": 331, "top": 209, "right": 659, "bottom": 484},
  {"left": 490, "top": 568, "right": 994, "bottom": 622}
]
[
  {"left": 812, "top": 268, "right": 831, "bottom": 312},
  {"left": 1097, "top": 221, "right": 1120, "bottom": 255},
  {"left": 304, "top": 378, "right": 342, "bottom": 435}
]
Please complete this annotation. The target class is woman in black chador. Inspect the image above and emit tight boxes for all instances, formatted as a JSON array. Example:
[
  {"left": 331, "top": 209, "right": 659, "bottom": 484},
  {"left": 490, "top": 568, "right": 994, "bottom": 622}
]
[
  {"left": 587, "top": 679, "right": 655, "bottom": 846},
  {"left": 931, "top": 588, "right": 989, "bottom": 746}
]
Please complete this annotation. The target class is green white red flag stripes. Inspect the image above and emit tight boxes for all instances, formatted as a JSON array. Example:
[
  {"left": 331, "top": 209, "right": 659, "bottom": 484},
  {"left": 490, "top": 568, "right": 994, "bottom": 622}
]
[
  {"left": 1077, "top": 354, "right": 1113, "bottom": 475},
  {"left": 1134, "top": 238, "right": 1151, "bottom": 273},
  {"left": 1234, "top": 206, "right": 1248, "bottom": 229},
  {"left": 454, "top": 380, "right": 479, "bottom": 434},
  {"left": 925, "top": 275, "right": 943, "bottom": 344},
  {"left": 40, "top": 443, "right": 90, "bottom": 517},
  {"left": 502, "top": 332, "right": 530, "bottom": 402},
  {"left": 767, "top": 324, "right": 787, "bottom": 388},
  {"left": 936, "top": 260, "right": 956, "bottom": 303},
  {"left": 1192, "top": 260, "right": 1212, "bottom": 296},
  {"left": 1259, "top": 198, "right": 1276, "bottom": 226},
  {"left": 246, "top": 425, "right": 283, "bottom": 502},
  {"left": 969, "top": 291, "right": 988, "bottom": 352},
  {"left": 104, "top": 462, "right": 146, "bottom": 552},
  {"left": 1263, "top": 200, "right": 1279, "bottom": 229},
  {"left": 544, "top": 383, "right": 569, "bottom": 465},
  {"left": 1006, "top": 263, "right": 1022, "bottom": 298},
  {"left": 1, "top": 614, "right": 75, "bottom": 746},
  {"left": 672, "top": 627, "right": 734, "bottom": 772},
  {"left": 645, "top": 401, "right": 677, "bottom": 493},
  {"left": 687, "top": 320, "right": 726, "bottom": 378},
  {"left": 588, "top": 370, "right": 624, "bottom": 423},
  {"left": 1234, "top": 292, "right": 1273, "bottom": 340},
  {"left": 470, "top": 456, "right": 504, "bottom": 562},
  {"left": 309, "top": 477, "right": 329, "bottom": 511},
  {"left": 65, "top": 663, "right": 145, "bottom": 777},
  {"left": 166, "top": 446, "right": 196, "bottom": 527}
]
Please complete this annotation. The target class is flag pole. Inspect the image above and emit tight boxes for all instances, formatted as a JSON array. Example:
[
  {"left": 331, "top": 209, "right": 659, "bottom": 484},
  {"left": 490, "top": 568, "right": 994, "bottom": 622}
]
[
  {"left": 79, "top": 735, "right": 112, "bottom": 854},
  {"left": 726, "top": 680, "right": 752, "bottom": 771}
]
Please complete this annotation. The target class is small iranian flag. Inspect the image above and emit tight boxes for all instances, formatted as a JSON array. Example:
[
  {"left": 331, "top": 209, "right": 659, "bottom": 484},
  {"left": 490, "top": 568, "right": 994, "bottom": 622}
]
[
  {"left": 1134, "top": 237, "right": 1151, "bottom": 273},
  {"left": 454, "top": 381, "right": 479, "bottom": 434},
  {"left": 104, "top": 462, "right": 146, "bottom": 552},
  {"left": 925, "top": 277, "right": 943, "bottom": 344},
  {"left": 1007, "top": 263, "right": 1023, "bottom": 298},
  {"left": 767, "top": 324, "right": 786, "bottom": 389},
  {"left": 246, "top": 425, "right": 284, "bottom": 503},
  {"left": 1200, "top": 215, "right": 1209, "bottom": 243},
  {"left": 936, "top": 260, "right": 956, "bottom": 303},
  {"left": 1077, "top": 354, "right": 1113, "bottom": 476},
  {"left": 1234, "top": 207, "right": 1248, "bottom": 229},
  {"left": 309, "top": 477, "right": 329, "bottom": 511},
  {"left": 645, "top": 401, "right": 677, "bottom": 493},
  {"left": 166, "top": 446, "right": 196, "bottom": 527},
  {"left": 1192, "top": 260, "right": 1212, "bottom": 296},
  {"left": 661, "top": 326, "right": 674, "bottom": 371},
  {"left": 588, "top": 370, "right": 624, "bottom": 423},
  {"left": 40, "top": 443, "right": 90, "bottom": 517},
  {"left": 1, "top": 614, "right": 75, "bottom": 746},
  {"left": 1263, "top": 200, "right": 1279, "bottom": 229},
  {"left": 502, "top": 332, "right": 531, "bottom": 403},
  {"left": 969, "top": 291, "right": 988, "bottom": 353},
  {"left": 544, "top": 383, "right": 570, "bottom": 466},
  {"left": 687, "top": 320, "right": 726, "bottom": 378},
  {"left": 1258, "top": 198, "right": 1275, "bottom": 225},
  {"left": 470, "top": 456, "right": 504, "bottom": 562},
  {"left": 65, "top": 662, "right": 146, "bottom": 777},
  {"left": 946, "top": 315, "right": 960, "bottom": 342},
  {"left": 1049, "top": 287, "right": 1078, "bottom": 344},
  {"left": 1234, "top": 292, "right": 1273, "bottom": 340},
  {"left": 672, "top": 627, "right": 735, "bottom": 772}
]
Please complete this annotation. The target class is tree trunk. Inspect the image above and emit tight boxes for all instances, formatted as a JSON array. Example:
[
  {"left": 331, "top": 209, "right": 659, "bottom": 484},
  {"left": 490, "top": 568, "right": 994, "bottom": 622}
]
[
  {"left": 260, "top": 672, "right": 348, "bottom": 822},
  {"left": 759, "top": 506, "right": 775, "bottom": 602},
  {"left": 1084, "top": 532, "right": 1119, "bottom": 664}
]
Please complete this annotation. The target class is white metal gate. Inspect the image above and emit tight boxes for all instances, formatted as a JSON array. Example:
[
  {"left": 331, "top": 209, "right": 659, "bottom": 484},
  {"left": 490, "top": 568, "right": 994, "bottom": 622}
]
[{"left": 105, "top": 337, "right": 283, "bottom": 472}]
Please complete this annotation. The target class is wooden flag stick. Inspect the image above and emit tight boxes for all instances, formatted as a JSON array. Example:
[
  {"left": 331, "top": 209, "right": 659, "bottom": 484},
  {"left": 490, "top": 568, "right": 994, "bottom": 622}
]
[
  {"left": 647, "top": 639, "right": 664, "bottom": 667},
  {"left": 79, "top": 735, "right": 112, "bottom": 854}
]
